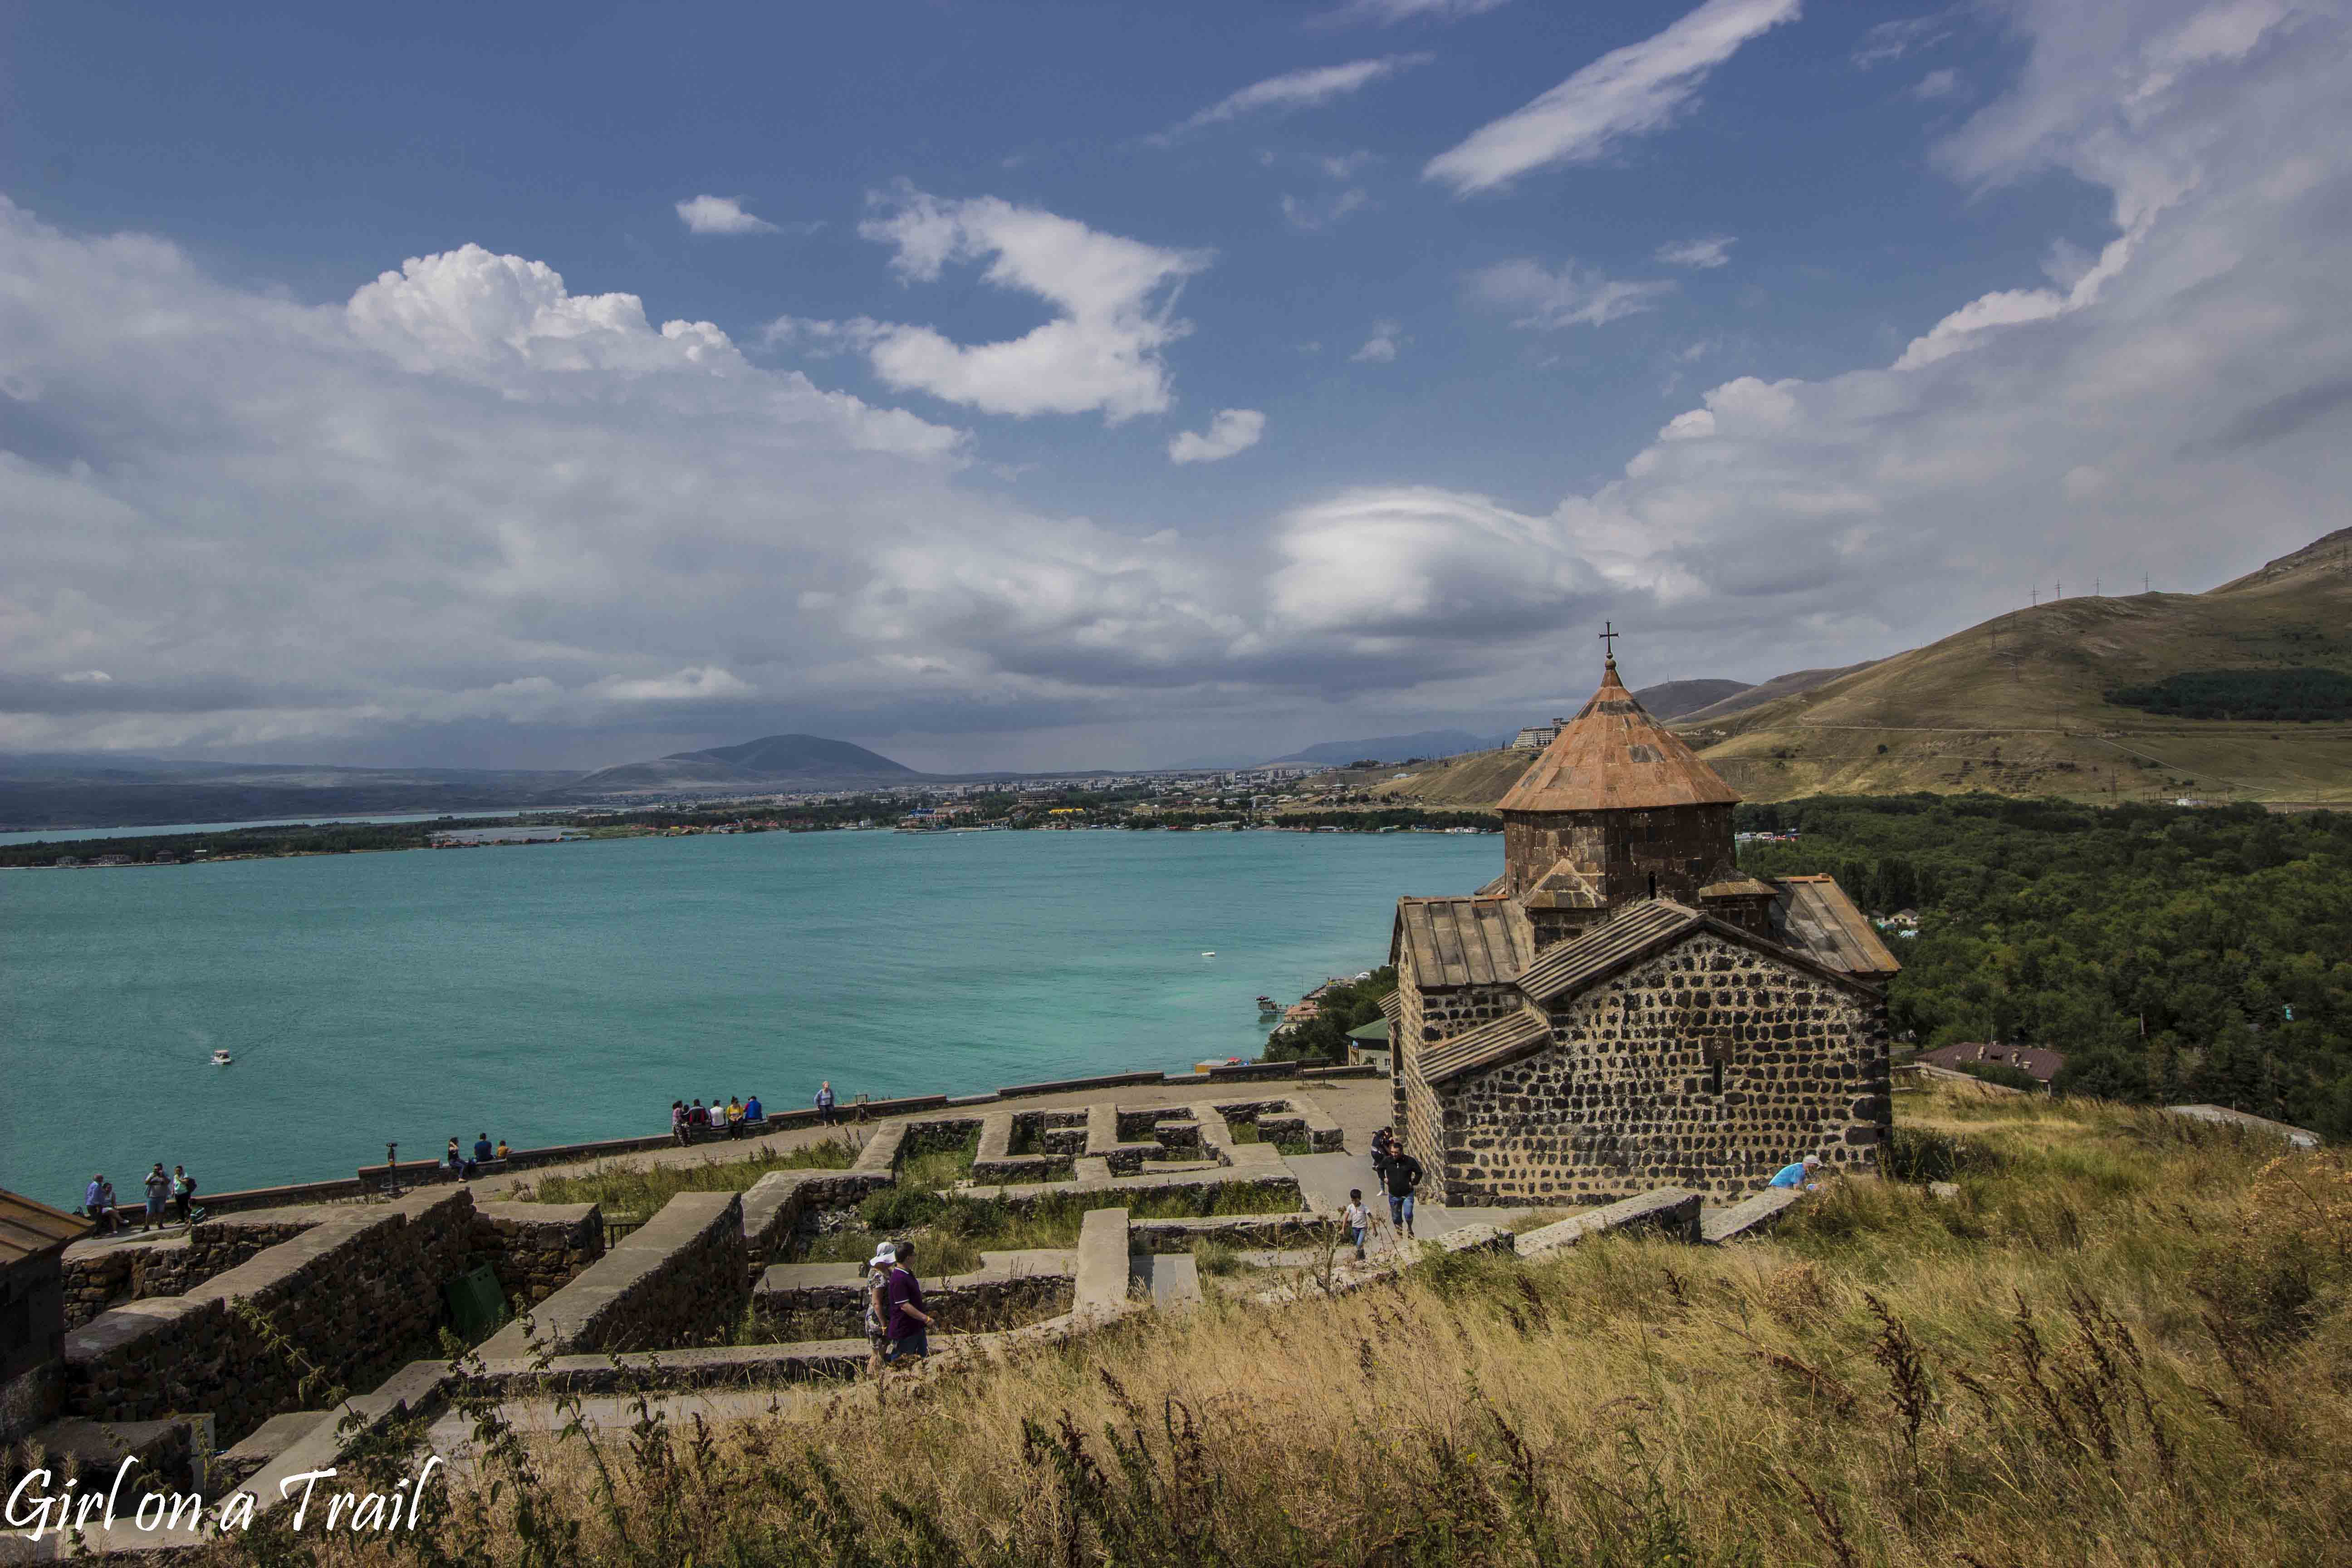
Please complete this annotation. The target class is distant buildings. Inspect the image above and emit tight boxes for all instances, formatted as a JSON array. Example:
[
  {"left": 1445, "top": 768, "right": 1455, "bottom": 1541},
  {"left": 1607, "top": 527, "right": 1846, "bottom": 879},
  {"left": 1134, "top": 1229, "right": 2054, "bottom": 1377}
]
[{"left": 1509, "top": 718, "right": 1569, "bottom": 751}]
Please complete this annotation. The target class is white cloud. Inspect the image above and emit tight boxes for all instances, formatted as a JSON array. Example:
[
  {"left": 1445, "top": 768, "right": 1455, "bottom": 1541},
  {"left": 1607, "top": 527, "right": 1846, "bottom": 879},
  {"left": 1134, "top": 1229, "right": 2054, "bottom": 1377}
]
[
  {"left": 59, "top": 669, "right": 113, "bottom": 684},
  {"left": 1153, "top": 56, "right": 1432, "bottom": 143},
  {"left": 1470, "top": 259, "right": 1676, "bottom": 329},
  {"left": 1655, "top": 235, "right": 1736, "bottom": 269},
  {"left": 674, "top": 195, "right": 779, "bottom": 235},
  {"left": 1169, "top": 409, "right": 1267, "bottom": 464},
  {"left": 1425, "top": 0, "right": 1803, "bottom": 194},
  {"left": 1316, "top": 0, "right": 1511, "bottom": 25},
  {"left": 1281, "top": 187, "right": 1372, "bottom": 231},
  {"left": 1912, "top": 68, "right": 1963, "bottom": 100},
  {"left": 1351, "top": 320, "right": 1405, "bottom": 362},
  {"left": 791, "top": 186, "right": 1212, "bottom": 423},
  {"left": 592, "top": 666, "right": 756, "bottom": 703},
  {"left": 1854, "top": 9, "right": 1960, "bottom": 69}
]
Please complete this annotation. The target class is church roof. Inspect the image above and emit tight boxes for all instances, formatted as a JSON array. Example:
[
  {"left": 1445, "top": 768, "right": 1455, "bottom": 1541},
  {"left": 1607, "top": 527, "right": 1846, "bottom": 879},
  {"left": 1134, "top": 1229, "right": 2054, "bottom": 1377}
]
[
  {"left": 1417, "top": 1005, "right": 1552, "bottom": 1085},
  {"left": 1514, "top": 900, "right": 1701, "bottom": 1008},
  {"left": 1391, "top": 896, "right": 1533, "bottom": 988},
  {"left": 1498, "top": 660, "right": 1741, "bottom": 814},
  {"left": 1771, "top": 875, "right": 1901, "bottom": 979}
]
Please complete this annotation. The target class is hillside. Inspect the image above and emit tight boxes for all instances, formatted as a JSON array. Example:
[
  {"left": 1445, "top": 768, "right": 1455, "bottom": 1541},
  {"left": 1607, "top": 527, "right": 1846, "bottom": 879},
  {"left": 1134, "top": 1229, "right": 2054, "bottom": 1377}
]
[
  {"left": 321, "top": 1086, "right": 2352, "bottom": 1568},
  {"left": 567, "top": 733, "right": 919, "bottom": 793},
  {"left": 1632, "top": 676, "right": 1753, "bottom": 719},
  {"left": 0, "top": 760, "right": 578, "bottom": 830},
  {"left": 1375, "top": 527, "right": 2352, "bottom": 808},
  {"left": 1262, "top": 728, "right": 1505, "bottom": 767}
]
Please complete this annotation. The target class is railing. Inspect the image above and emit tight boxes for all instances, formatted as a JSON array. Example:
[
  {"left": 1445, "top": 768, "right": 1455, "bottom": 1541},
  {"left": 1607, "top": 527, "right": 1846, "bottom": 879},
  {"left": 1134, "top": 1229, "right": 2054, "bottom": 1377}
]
[{"left": 603, "top": 1216, "right": 648, "bottom": 1247}]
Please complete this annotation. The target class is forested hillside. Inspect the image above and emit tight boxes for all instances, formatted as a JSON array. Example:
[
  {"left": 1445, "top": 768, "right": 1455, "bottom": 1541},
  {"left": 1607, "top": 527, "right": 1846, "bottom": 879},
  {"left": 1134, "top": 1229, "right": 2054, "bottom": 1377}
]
[{"left": 1736, "top": 796, "right": 2352, "bottom": 1135}]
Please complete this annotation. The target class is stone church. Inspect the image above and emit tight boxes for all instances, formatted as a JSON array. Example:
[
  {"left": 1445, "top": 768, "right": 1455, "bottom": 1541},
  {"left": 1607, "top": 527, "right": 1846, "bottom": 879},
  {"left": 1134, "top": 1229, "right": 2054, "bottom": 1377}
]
[{"left": 1385, "top": 655, "right": 1898, "bottom": 1205}]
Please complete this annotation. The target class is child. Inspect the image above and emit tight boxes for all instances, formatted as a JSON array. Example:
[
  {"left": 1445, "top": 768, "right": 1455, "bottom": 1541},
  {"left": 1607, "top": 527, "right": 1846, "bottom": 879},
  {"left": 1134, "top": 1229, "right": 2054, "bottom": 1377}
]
[{"left": 1344, "top": 1189, "right": 1370, "bottom": 1261}]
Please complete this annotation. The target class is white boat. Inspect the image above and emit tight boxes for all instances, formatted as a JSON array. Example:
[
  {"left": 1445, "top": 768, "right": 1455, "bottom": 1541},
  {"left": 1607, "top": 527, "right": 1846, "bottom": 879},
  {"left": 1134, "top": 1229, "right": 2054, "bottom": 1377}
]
[
  {"left": 1200, "top": 951, "right": 1216, "bottom": 958},
  {"left": 211, "top": 1049, "right": 234, "bottom": 1067}
]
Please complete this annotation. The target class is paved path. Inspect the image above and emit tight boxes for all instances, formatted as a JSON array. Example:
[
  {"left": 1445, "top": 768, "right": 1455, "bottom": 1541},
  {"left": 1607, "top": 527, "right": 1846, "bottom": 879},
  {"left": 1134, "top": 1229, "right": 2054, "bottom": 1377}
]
[{"left": 423, "top": 1386, "right": 830, "bottom": 1472}]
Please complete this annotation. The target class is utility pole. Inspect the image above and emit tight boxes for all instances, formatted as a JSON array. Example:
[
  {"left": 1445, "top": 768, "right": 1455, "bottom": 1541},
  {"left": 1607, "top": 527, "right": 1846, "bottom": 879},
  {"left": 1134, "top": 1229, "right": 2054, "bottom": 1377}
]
[{"left": 2143, "top": 572, "right": 2151, "bottom": 593}]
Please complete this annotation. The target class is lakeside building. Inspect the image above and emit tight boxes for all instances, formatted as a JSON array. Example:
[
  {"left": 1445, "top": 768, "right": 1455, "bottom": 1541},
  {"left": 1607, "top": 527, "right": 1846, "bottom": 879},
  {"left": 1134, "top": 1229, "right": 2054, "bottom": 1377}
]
[{"left": 1385, "top": 655, "right": 1899, "bottom": 1205}]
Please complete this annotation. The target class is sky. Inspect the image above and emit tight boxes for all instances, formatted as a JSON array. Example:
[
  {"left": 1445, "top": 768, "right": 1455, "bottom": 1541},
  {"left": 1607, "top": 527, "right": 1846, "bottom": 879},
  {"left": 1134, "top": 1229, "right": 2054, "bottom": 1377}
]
[{"left": 1, "top": 0, "right": 2347, "bottom": 773}]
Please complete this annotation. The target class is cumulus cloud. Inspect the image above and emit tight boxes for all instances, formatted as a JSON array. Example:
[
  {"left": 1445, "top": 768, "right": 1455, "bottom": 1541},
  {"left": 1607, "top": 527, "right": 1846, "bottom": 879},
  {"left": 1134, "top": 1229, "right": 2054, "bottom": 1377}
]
[
  {"left": 1655, "top": 235, "right": 1735, "bottom": 269},
  {"left": 592, "top": 666, "right": 756, "bottom": 702},
  {"left": 1169, "top": 409, "right": 1267, "bottom": 464},
  {"left": 674, "top": 195, "right": 779, "bottom": 235},
  {"left": 1470, "top": 259, "right": 1676, "bottom": 329},
  {"left": 1351, "top": 320, "right": 1405, "bottom": 362},
  {"left": 1153, "top": 56, "right": 1432, "bottom": 143},
  {"left": 1425, "top": 0, "right": 1802, "bottom": 194},
  {"left": 1912, "top": 67, "right": 1964, "bottom": 100},
  {"left": 779, "top": 187, "right": 1210, "bottom": 423}
]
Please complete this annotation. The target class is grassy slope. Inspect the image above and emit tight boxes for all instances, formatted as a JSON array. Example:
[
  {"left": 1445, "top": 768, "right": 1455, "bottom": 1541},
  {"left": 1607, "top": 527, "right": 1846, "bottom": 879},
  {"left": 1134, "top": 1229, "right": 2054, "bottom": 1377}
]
[
  {"left": 1377, "top": 528, "right": 2352, "bottom": 808},
  {"left": 302, "top": 1086, "right": 2352, "bottom": 1568}
]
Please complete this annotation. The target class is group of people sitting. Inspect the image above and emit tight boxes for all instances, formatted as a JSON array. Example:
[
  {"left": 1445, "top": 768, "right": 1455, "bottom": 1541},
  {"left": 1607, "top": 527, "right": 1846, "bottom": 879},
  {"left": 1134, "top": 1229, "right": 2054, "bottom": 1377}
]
[
  {"left": 444, "top": 1134, "right": 511, "bottom": 1180},
  {"left": 670, "top": 1095, "right": 764, "bottom": 1144}
]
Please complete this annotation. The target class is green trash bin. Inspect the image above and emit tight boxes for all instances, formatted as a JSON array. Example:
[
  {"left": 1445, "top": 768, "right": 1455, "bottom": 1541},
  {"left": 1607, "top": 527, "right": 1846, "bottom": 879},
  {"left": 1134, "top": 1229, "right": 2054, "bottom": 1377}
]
[{"left": 445, "top": 1264, "right": 509, "bottom": 1341}]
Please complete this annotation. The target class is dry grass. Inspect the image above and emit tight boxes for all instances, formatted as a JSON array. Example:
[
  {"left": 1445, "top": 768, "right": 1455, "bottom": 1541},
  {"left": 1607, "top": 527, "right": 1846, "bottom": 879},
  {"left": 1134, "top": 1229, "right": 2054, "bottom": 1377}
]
[
  {"left": 222, "top": 1088, "right": 2352, "bottom": 1567},
  {"left": 510, "top": 1137, "right": 858, "bottom": 1222}
]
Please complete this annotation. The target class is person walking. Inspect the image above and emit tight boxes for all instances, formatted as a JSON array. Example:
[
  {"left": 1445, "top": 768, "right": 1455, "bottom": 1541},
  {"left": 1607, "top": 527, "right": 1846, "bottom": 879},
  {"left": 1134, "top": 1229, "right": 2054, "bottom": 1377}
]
[
  {"left": 863, "top": 1241, "right": 897, "bottom": 1378},
  {"left": 816, "top": 1081, "right": 837, "bottom": 1127},
  {"left": 882, "top": 1240, "right": 934, "bottom": 1364},
  {"left": 1343, "top": 1189, "right": 1372, "bottom": 1261},
  {"left": 170, "top": 1166, "right": 196, "bottom": 1225},
  {"left": 1382, "top": 1143, "right": 1424, "bottom": 1240},
  {"left": 142, "top": 1163, "right": 171, "bottom": 1232}
]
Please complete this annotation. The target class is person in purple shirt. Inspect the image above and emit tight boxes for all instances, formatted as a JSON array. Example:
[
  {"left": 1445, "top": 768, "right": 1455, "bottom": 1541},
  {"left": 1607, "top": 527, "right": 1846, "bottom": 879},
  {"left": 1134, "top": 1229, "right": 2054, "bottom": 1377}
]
[{"left": 882, "top": 1240, "right": 934, "bottom": 1362}]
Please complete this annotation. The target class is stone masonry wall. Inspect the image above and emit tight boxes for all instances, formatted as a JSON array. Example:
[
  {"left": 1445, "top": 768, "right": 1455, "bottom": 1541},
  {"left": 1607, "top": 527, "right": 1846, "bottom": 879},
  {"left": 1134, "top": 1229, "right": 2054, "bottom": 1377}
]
[
  {"left": 480, "top": 1192, "right": 748, "bottom": 1358},
  {"left": 1502, "top": 803, "right": 1735, "bottom": 910},
  {"left": 62, "top": 1215, "right": 333, "bottom": 1330},
  {"left": 1436, "top": 932, "right": 1889, "bottom": 1205},
  {"left": 62, "top": 1187, "right": 478, "bottom": 1447},
  {"left": 471, "top": 1203, "right": 606, "bottom": 1308}
]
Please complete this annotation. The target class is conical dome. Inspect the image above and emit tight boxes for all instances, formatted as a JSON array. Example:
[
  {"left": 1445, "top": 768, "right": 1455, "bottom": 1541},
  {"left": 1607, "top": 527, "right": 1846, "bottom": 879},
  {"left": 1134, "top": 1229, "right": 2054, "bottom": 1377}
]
[{"left": 1499, "top": 660, "right": 1741, "bottom": 813}]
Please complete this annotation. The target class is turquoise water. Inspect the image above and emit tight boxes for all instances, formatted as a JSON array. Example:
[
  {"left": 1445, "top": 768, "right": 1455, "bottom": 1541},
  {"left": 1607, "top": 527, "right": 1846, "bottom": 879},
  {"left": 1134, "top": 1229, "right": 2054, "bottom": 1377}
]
[{"left": 0, "top": 829, "right": 1490, "bottom": 1207}]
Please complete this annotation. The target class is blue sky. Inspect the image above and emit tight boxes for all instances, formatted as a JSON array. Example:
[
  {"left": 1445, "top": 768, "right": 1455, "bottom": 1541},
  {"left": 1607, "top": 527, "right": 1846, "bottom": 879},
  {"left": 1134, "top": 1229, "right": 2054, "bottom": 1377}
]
[{"left": 2, "top": 0, "right": 2346, "bottom": 770}]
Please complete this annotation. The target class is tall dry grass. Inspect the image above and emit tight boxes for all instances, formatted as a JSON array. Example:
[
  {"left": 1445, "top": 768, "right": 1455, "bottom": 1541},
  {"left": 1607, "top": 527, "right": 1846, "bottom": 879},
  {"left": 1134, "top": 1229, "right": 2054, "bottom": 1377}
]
[{"left": 217, "top": 1090, "right": 2352, "bottom": 1567}]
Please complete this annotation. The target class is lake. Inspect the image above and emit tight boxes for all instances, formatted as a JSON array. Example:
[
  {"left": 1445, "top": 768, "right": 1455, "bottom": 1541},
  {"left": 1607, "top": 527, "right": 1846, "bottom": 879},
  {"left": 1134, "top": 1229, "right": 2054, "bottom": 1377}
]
[{"left": 0, "top": 828, "right": 1491, "bottom": 1207}]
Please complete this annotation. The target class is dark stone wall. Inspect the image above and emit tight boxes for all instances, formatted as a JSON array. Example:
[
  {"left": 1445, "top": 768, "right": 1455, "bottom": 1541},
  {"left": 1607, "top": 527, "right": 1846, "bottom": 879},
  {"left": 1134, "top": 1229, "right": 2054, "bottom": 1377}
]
[
  {"left": 1436, "top": 933, "right": 1890, "bottom": 1205},
  {"left": 1501, "top": 803, "right": 1736, "bottom": 910}
]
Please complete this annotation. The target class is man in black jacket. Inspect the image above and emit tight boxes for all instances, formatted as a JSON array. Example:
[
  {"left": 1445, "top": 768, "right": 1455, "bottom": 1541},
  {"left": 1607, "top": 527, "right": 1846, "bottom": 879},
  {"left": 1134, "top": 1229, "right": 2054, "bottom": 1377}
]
[{"left": 1381, "top": 1143, "right": 1423, "bottom": 1239}]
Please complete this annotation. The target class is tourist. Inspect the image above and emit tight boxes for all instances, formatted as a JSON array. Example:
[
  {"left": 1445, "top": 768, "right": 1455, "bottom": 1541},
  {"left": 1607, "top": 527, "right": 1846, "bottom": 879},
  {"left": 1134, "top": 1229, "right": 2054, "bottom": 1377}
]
[
  {"left": 97, "top": 1176, "right": 117, "bottom": 1235},
  {"left": 170, "top": 1165, "right": 196, "bottom": 1225},
  {"left": 743, "top": 1093, "right": 763, "bottom": 1127},
  {"left": 1768, "top": 1155, "right": 1825, "bottom": 1192},
  {"left": 445, "top": 1137, "right": 462, "bottom": 1171},
  {"left": 85, "top": 1173, "right": 109, "bottom": 1234},
  {"left": 1382, "top": 1145, "right": 1423, "bottom": 1239},
  {"left": 882, "top": 1240, "right": 933, "bottom": 1363},
  {"left": 142, "top": 1163, "right": 170, "bottom": 1232},
  {"left": 495, "top": 1137, "right": 511, "bottom": 1160},
  {"left": 473, "top": 1132, "right": 494, "bottom": 1165},
  {"left": 1344, "top": 1189, "right": 1371, "bottom": 1261},
  {"left": 671, "top": 1101, "right": 690, "bottom": 1147},
  {"left": 862, "top": 1241, "right": 897, "bottom": 1377},
  {"left": 816, "top": 1081, "right": 837, "bottom": 1126},
  {"left": 690, "top": 1099, "right": 708, "bottom": 1132},
  {"left": 725, "top": 1097, "right": 745, "bottom": 1139}
]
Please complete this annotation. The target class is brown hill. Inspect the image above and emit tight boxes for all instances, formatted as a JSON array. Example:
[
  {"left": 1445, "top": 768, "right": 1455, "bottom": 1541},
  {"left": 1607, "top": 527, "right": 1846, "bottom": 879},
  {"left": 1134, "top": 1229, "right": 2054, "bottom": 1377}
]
[{"left": 1372, "top": 527, "right": 2352, "bottom": 809}]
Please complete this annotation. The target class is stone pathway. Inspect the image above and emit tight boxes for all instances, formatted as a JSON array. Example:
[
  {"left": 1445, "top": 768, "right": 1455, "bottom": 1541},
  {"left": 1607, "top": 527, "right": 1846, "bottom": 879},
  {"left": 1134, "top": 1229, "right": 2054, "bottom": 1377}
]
[{"left": 422, "top": 1386, "right": 829, "bottom": 1472}]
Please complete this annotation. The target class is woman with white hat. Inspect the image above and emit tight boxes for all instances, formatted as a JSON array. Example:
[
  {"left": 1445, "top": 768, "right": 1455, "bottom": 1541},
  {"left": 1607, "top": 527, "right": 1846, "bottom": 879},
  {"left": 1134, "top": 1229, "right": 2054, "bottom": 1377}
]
[{"left": 863, "top": 1242, "right": 896, "bottom": 1377}]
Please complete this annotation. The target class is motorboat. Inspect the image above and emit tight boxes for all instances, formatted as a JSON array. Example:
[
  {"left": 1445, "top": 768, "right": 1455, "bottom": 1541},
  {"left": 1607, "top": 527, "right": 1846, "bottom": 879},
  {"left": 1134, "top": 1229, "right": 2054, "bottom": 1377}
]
[{"left": 211, "top": 1049, "right": 234, "bottom": 1066}]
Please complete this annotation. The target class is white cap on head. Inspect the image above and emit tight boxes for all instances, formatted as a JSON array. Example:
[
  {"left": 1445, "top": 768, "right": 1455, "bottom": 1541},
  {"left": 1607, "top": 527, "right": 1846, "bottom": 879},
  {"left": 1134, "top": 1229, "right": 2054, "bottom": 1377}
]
[
  {"left": 1803, "top": 1155, "right": 1823, "bottom": 1168},
  {"left": 868, "top": 1242, "right": 897, "bottom": 1268}
]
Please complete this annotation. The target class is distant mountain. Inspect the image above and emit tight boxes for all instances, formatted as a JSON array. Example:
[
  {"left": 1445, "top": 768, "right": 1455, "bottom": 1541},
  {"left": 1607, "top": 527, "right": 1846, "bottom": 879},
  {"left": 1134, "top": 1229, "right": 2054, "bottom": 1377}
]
[
  {"left": 1631, "top": 679, "right": 1753, "bottom": 720},
  {"left": 1674, "top": 664, "right": 1879, "bottom": 725},
  {"left": 1261, "top": 730, "right": 1509, "bottom": 768},
  {"left": 568, "top": 733, "right": 919, "bottom": 793},
  {"left": 0, "top": 759, "right": 578, "bottom": 831}
]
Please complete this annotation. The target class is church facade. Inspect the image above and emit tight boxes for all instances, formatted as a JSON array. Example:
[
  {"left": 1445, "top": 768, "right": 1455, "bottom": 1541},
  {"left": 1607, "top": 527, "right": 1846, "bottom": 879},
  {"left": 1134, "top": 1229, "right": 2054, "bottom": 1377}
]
[{"left": 1386, "top": 657, "right": 1899, "bottom": 1205}]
